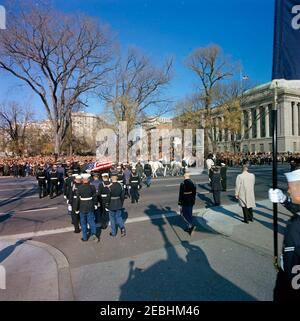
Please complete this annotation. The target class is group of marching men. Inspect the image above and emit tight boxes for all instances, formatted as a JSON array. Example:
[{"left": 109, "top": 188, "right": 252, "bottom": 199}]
[{"left": 64, "top": 166, "right": 144, "bottom": 242}]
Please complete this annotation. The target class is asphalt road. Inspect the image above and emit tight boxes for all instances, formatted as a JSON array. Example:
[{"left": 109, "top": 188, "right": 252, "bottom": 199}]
[{"left": 0, "top": 164, "right": 290, "bottom": 300}]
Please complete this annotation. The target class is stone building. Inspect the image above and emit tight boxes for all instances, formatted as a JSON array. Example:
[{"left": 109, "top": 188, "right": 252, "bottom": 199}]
[{"left": 210, "top": 80, "right": 300, "bottom": 153}]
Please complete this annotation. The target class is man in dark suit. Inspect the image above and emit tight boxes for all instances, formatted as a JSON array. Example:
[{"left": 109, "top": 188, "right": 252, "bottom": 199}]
[
  {"left": 211, "top": 167, "right": 222, "bottom": 206},
  {"left": 178, "top": 170, "right": 197, "bottom": 235}
]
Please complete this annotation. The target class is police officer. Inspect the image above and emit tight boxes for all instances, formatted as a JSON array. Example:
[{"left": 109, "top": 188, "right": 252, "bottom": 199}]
[
  {"left": 68, "top": 175, "right": 82, "bottom": 234},
  {"left": 178, "top": 170, "right": 197, "bottom": 235},
  {"left": 269, "top": 169, "right": 300, "bottom": 301},
  {"left": 117, "top": 166, "right": 124, "bottom": 187},
  {"left": 49, "top": 165, "right": 59, "bottom": 199},
  {"left": 129, "top": 167, "right": 141, "bottom": 204},
  {"left": 107, "top": 171, "right": 126, "bottom": 237},
  {"left": 75, "top": 173, "right": 99, "bottom": 242},
  {"left": 36, "top": 164, "right": 47, "bottom": 198},
  {"left": 98, "top": 173, "right": 111, "bottom": 230}
]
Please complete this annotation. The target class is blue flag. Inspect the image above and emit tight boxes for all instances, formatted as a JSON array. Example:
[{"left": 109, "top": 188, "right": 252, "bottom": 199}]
[{"left": 273, "top": 0, "right": 300, "bottom": 80}]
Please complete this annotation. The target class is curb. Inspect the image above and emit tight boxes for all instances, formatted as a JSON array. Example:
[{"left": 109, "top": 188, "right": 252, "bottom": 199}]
[
  {"left": 26, "top": 240, "right": 74, "bottom": 301},
  {"left": 0, "top": 238, "right": 74, "bottom": 301}
]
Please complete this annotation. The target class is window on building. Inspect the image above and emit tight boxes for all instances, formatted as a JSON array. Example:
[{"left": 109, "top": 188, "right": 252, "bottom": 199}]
[
  {"left": 292, "top": 102, "right": 295, "bottom": 136},
  {"left": 244, "top": 111, "right": 249, "bottom": 139},
  {"left": 243, "top": 145, "right": 248, "bottom": 153},
  {"left": 298, "top": 103, "right": 300, "bottom": 136},
  {"left": 251, "top": 144, "right": 255, "bottom": 153},
  {"left": 218, "top": 117, "right": 222, "bottom": 142},
  {"left": 268, "top": 104, "right": 273, "bottom": 137},
  {"left": 294, "top": 142, "right": 297, "bottom": 152},
  {"left": 251, "top": 109, "right": 257, "bottom": 138},
  {"left": 260, "top": 144, "right": 264, "bottom": 153},
  {"left": 260, "top": 106, "right": 266, "bottom": 138},
  {"left": 269, "top": 143, "right": 272, "bottom": 152}
]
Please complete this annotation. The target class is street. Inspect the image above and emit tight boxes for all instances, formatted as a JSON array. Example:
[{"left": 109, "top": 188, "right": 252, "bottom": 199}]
[{"left": 0, "top": 165, "right": 292, "bottom": 300}]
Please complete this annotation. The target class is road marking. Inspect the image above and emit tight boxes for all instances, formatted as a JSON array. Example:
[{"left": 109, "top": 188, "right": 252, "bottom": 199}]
[
  {"left": 165, "top": 182, "right": 209, "bottom": 187},
  {"left": 0, "top": 207, "right": 58, "bottom": 216},
  {"left": 0, "top": 195, "right": 39, "bottom": 201},
  {"left": 0, "top": 187, "right": 37, "bottom": 192}
]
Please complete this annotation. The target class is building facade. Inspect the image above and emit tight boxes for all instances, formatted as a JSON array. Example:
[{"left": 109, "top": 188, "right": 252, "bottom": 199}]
[{"left": 210, "top": 80, "right": 300, "bottom": 153}]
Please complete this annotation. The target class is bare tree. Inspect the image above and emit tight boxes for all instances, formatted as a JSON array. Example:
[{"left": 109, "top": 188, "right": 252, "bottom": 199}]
[
  {"left": 0, "top": 101, "right": 33, "bottom": 156},
  {"left": 101, "top": 48, "right": 173, "bottom": 132},
  {"left": 184, "top": 44, "right": 238, "bottom": 155},
  {"left": 0, "top": 1, "right": 115, "bottom": 155}
]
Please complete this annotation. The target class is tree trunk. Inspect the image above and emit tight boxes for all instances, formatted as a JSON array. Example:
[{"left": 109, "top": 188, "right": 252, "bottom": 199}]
[{"left": 54, "top": 131, "right": 62, "bottom": 156}]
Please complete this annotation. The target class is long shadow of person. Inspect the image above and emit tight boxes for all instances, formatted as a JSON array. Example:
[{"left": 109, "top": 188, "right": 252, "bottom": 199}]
[
  {"left": 119, "top": 204, "right": 255, "bottom": 301},
  {"left": 197, "top": 193, "right": 214, "bottom": 208}
]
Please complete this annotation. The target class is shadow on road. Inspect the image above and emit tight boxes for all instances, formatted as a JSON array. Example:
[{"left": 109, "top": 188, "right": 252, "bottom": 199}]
[
  {"left": 119, "top": 204, "right": 255, "bottom": 301},
  {"left": 0, "top": 240, "right": 28, "bottom": 264}
]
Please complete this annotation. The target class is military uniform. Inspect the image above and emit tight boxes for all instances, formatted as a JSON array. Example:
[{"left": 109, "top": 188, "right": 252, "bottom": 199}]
[
  {"left": 67, "top": 180, "right": 81, "bottom": 233},
  {"left": 75, "top": 180, "right": 98, "bottom": 241},
  {"left": 129, "top": 173, "right": 140, "bottom": 203},
  {"left": 107, "top": 178, "right": 126, "bottom": 237},
  {"left": 178, "top": 176, "right": 196, "bottom": 234},
  {"left": 36, "top": 167, "right": 47, "bottom": 198},
  {"left": 274, "top": 198, "right": 300, "bottom": 301},
  {"left": 49, "top": 169, "right": 59, "bottom": 198},
  {"left": 98, "top": 179, "right": 111, "bottom": 229}
]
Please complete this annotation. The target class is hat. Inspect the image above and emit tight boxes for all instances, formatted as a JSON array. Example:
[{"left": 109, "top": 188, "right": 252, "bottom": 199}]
[
  {"left": 285, "top": 169, "right": 300, "bottom": 183},
  {"left": 221, "top": 163, "right": 226, "bottom": 166},
  {"left": 111, "top": 170, "right": 118, "bottom": 177},
  {"left": 75, "top": 175, "right": 82, "bottom": 180},
  {"left": 102, "top": 173, "right": 109, "bottom": 177},
  {"left": 72, "top": 174, "right": 78, "bottom": 177},
  {"left": 81, "top": 173, "right": 91, "bottom": 180}
]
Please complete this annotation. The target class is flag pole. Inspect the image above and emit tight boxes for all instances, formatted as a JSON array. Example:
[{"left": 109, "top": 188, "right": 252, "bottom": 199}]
[{"left": 272, "top": 80, "right": 279, "bottom": 271}]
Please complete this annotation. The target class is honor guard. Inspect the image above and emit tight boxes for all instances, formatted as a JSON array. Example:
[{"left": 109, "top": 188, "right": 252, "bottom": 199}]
[
  {"left": 129, "top": 168, "right": 141, "bottom": 204},
  {"left": 49, "top": 165, "right": 59, "bottom": 199},
  {"left": 269, "top": 169, "right": 300, "bottom": 301},
  {"left": 68, "top": 175, "right": 82, "bottom": 234},
  {"left": 107, "top": 171, "right": 126, "bottom": 237},
  {"left": 117, "top": 166, "right": 124, "bottom": 187},
  {"left": 75, "top": 173, "right": 99, "bottom": 242},
  {"left": 91, "top": 172, "right": 101, "bottom": 227},
  {"left": 98, "top": 173, "right": 111, "bottom": 229},
  {"left": 36, "top": 164, "right": 47, "bottom": 198},
  {"left": 64, "top": 169, "right": 74, "bottom": 201}
]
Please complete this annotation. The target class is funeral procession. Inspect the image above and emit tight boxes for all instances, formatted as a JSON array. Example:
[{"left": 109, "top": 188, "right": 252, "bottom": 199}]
[{"left": 0, "top": 0, "right": 299, "bottom": 309}]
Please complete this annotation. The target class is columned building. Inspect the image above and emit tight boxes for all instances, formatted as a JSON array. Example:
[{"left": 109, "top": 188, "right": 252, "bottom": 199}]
[{"left": 209, "top": 80, "right": 300, "bottom": 153}]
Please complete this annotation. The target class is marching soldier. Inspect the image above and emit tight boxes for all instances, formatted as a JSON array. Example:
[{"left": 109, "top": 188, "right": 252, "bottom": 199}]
[
  {"left": 91, "top": 172, "right": 101, "bottom": 227},
  {"left": 129, "top": 167, "right": 141, "bottom": 204},
  {"left": 64, "top": 169, "right": 74, "bottom": 200},
  {"left": 178, "top": 170, "right": 197, "bottom": 235},
  {"left": 67, "top": 175, "right": 82, "bottom": 234},
  {"left": 144, "top": 161, "right": 152, "bottom": 187},
  {"left": 75, "top": 173, "right": 99, "bottom": 242},
  {"left": 211, "top": 167, "right": 222, "bottom": 206},
  {"left": 117, "top": 165, "right": 124, "bottom": 187},
  {"left": 36, "top": 164, "right": 47, "bottom": 198},
  {"left": 269, "top": 169, "right": 300, "bottom": 301},
  {"left": 98, "top": 173, "right": 111, "bottom": 230},
  {"left": 49, "top": 165, "right": 59, "bottom": 199},
  {"left": 107, "top": 171, "right": 126, "bottom": 237}
]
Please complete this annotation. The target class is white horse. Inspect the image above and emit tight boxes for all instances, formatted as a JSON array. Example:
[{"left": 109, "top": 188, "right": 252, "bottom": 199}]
[
  {"left": 170, "top": 160, "right": 183, "bottom": 176},
  {"left": 148, "top": 161, "right": 164, "bottom": 178}
]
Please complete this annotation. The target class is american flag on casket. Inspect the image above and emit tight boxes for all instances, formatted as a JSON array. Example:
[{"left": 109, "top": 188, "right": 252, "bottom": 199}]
[{"left": 86, "top": 161, "right": 113, "bottom": 172}]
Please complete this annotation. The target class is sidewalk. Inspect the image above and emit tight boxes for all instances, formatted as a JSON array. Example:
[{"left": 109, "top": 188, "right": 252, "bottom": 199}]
[
  {"left": 195, "top": 199, "right": 291, "bottom": 254},
  {"left": 0, "top": 239, "right": 73, "bottom": 301}
]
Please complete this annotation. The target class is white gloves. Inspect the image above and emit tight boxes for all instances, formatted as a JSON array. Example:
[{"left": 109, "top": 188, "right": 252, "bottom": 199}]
[
  {"left": 68, "top": 205, "right": 72, "bottom": 212},
  {"left": 64, "top": 195, "right": 67, "bottom": 200},
  {"left": 94, "top": 205, "right": 98, "bottom": 210},
  {"left": 75, "top": 211, "right": 80, "bottom": 215},
  {"left": 268, "top": 189, "right": 287, "bottom": 203},
  {"left": 178, "top": 205, "right": 182, "bottom": 213}
]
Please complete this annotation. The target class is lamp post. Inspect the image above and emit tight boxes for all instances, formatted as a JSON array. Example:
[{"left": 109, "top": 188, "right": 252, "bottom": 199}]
[{"left": 270, "top": 80, "right": 279, "bottom": 270}]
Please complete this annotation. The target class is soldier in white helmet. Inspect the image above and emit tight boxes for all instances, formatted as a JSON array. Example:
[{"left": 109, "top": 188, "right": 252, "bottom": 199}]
[{"left": 269, "top": 169, "right": 300, "bottom": 301}]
